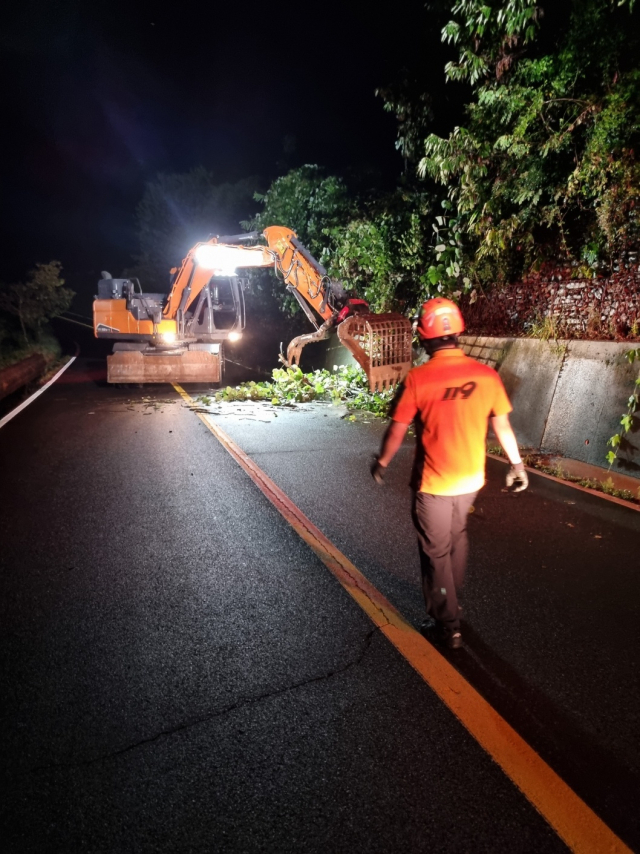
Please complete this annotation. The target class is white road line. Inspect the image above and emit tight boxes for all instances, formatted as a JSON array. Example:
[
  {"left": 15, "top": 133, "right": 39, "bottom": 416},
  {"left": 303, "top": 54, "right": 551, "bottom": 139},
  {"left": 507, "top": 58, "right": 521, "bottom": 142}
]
[{"left": 0, "top": 356, "right": 76, "bottom": 430}]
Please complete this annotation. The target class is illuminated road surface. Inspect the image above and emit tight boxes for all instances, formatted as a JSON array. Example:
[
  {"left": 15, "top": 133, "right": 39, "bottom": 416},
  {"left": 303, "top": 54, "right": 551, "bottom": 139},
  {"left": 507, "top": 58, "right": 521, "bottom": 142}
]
[{"left": 1, "top": 358, "right": 638, "bottom": 853}]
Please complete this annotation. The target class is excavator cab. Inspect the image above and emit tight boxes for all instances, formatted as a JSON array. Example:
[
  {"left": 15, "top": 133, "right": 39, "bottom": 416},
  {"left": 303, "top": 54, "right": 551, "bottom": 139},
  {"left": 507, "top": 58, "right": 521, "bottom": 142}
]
[
  {"left": 211, "top": 278, "right": 242, "bottom": 326},
  {"left": 94, "top": 268, "right": 246, "bottom": 385},
  {"left": 188, "top": 275, "right": 245, "bottom": 335}
]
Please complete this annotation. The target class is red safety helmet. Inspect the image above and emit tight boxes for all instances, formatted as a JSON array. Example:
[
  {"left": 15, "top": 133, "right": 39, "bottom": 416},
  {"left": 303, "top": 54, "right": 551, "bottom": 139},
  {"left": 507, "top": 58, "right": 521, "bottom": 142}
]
[{"left": 416, "top": 297, "right": 465, "bottom": 339}]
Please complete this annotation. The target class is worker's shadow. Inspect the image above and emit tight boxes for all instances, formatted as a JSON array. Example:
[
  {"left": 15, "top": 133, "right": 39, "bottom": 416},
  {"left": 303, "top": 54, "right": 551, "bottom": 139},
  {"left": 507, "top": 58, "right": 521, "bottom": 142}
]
[{"left": 449, "top": 624, "right": 639, "bottom": 845}]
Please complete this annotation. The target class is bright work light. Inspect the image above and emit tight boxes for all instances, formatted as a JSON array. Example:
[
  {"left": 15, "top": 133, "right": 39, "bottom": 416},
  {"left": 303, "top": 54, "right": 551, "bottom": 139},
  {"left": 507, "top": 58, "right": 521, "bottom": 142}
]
[
  {"left": 195, "top": 245, "right": 236, "bottom": 273},
  {"left": 195, "top": 243, "right": 269, "bottom": 273},
  {"left": 228, "top": 331, "right": 242, "bottom": 342}
]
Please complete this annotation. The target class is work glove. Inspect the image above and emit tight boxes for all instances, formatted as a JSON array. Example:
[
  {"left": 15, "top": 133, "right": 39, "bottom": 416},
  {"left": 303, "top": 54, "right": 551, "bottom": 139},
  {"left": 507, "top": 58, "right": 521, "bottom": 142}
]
[
  {"left": 371, "top": 457, "right": 386, "bottom": 486},
  {"left": 506, "top": 462, "right": 529, "bottom": 493}
]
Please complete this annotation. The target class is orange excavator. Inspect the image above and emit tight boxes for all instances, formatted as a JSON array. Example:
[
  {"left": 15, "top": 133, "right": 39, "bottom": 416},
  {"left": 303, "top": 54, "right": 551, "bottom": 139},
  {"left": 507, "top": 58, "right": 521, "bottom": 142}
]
[{"left": 93, "top": 226, "right": 412, "bottom": 390}]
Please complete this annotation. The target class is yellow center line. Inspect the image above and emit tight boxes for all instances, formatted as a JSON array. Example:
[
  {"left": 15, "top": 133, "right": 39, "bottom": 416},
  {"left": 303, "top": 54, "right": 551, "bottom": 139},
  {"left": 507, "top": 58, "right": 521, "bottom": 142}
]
[{"left": 175, "top": 384, "right": 630, "bottom": 854}]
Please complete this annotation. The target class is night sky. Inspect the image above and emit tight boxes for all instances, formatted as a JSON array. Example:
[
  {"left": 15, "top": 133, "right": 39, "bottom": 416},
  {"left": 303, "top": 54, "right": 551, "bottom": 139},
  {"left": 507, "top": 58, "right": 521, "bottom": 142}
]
[{"left": 1, "top": 0, "right": 460, "bottom": 306}]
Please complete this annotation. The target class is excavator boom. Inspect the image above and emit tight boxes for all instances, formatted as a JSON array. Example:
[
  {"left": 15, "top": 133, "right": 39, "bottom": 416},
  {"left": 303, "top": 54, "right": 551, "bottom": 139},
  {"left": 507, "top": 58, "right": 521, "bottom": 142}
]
[
  {"left": 262, "top": 226, "right": 334, "bottom": 322},
  {"left": 261, "top": 227, "right": 412, "bottom": 390}
]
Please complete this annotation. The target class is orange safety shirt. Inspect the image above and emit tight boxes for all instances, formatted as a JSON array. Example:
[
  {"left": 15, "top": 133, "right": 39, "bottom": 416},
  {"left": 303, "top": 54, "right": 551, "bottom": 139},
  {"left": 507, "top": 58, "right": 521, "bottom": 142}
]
[{"left": 393, "top": 348, "right": 512, "bottom": 496}]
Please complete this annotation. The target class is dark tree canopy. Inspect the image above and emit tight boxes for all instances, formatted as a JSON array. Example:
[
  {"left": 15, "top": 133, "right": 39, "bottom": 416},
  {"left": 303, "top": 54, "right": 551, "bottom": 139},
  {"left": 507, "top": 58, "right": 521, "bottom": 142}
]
[
  {"left": 0, "top": 261, "right": 73, "bottom": 344},
  {"left": 417, "top": 0, "right": 640, "bottom": 285},
  {"left": 132, "top": 169, "right": 260, "bottom": 286},
  {"left": 129, "top": 1, "right": 640, "bottom": 323}
]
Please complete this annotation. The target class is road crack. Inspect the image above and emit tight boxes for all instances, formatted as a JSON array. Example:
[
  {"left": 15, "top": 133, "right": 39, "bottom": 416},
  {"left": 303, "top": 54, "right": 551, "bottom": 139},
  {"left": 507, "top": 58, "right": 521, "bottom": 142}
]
[{"left": 29, "top": 627, "right": 381, "bottom": 772}]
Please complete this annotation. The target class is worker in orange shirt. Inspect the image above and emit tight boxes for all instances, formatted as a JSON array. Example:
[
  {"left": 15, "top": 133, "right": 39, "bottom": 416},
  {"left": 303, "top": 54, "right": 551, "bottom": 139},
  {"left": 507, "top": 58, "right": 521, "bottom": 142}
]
[{"left": 371, "top": 298, "right": 528, "bottom": 649}]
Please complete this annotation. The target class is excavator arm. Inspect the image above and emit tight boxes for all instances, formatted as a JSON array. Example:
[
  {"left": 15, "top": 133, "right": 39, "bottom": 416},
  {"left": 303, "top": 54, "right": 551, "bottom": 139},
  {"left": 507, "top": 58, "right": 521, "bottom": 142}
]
[
  {"left": 163, "top": 226, "right": 413, "bottom": 391},
  {"left": 164, "top": 226, "right": 339, "bottom": 323},
  {"left": 262, "top": 225, "right": 338, "bottom": 323},
  {"left": 260, "top": 226, "right": 413, "bottom": 390},
  {"left": 261, "top": 225, "right": 356, "bottom": 366}
]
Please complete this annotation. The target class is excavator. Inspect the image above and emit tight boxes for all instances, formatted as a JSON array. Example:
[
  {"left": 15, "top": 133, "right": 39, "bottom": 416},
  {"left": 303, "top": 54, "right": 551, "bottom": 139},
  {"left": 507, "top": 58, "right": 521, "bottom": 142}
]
[{"left": 93, "top": 225, "right": 412, "bottom": 391}]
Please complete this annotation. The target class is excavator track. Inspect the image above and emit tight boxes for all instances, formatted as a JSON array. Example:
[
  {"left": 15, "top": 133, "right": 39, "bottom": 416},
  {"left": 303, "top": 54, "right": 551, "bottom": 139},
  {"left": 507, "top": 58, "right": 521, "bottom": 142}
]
[{"left": 107, "top": 348, "right": 222, "bottom": 385}]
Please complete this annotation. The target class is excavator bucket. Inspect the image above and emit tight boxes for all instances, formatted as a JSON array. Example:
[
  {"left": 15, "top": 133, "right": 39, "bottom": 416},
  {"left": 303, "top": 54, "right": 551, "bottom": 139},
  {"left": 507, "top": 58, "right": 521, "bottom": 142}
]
[{"left": 337, "top": 313, "right": 413, "bottom": 392}]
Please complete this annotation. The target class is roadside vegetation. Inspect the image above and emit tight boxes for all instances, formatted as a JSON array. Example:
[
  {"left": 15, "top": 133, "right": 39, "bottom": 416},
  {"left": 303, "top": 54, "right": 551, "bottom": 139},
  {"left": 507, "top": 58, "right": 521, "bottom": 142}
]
[
  {"left": 0, "top": 262, "right": 74, "bottom": 370},
  {"left": 488, "top": 445, "right": 640, "bottom": 504},
  {"left": 240, "top": 0, "right": 640, "bottom": 312},
  {"left": 418, "top": 0, "right": 640, "bottom": 288},
  {"left": 606, "top": 347, "right": 640, "bottom": 466}
]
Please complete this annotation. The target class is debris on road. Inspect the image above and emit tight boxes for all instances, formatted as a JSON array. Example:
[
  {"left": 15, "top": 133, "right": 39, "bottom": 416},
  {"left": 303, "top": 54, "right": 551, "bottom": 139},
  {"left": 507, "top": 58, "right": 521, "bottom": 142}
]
[{"left": 205, "top": 365, "right": 396, "bottom": 417}]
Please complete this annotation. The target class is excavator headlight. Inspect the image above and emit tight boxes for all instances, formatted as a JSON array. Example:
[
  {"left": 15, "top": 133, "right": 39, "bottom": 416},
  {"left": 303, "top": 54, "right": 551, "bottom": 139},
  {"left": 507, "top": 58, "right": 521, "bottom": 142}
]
[
  {"left": 228, "top": 331, "right": 242, "bottom": 342},
  {"left": 160, "top": 331, "right": 177, "bottom": 344},
  {"left": 195, "top": 243, "right": 267, "bottom": 272},
  {"left": 195, "top": 245, "right": 236, "bottom": 274}
]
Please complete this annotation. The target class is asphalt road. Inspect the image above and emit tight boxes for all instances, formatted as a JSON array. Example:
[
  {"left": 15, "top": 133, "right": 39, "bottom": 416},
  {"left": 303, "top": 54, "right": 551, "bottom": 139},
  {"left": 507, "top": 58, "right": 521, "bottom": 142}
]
[{"left": 1, "top": 357, "right": 639, "bottom": 853}]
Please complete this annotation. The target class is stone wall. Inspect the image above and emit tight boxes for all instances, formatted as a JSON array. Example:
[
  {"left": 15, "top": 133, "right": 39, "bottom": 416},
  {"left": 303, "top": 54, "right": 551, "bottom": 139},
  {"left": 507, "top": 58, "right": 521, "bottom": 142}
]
[{"left": 461, "top": 263, "right": 640, "bottom": 340}]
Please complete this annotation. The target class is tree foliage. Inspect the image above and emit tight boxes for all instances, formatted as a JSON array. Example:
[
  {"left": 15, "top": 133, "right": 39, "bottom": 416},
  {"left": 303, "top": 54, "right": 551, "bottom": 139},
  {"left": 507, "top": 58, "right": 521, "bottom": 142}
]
[
  {"left": 417, "top": 0, "right": 640, "bottom": 285},
  {"left": 210, "top": 364, "right": 395, "bottom": 417},
  {"left": 129, "top": 1, "right": 640, "bottom": 332},
  {"left": 441, "top": 0, "right": 543, "bottom": 85},
  {"left": 125, "top": 1, "right": 640, "bottom": 341},
  {"left": 376, "top": 75, "right": 433, "bottom": 173},
  {"left": 246, "top": 167, "right": 442, "bottom": 315},
  {"left": 242, "top": 165, "right": 353, "bottom": 316},
  {"left": 243, "top": 165, "right": 352, "bottom": 257},
  {"left": 0, "top": 262, "right": 73, "bottom": 344},
  {"left": 325, "top": 190, "right": 435, "bottom": 313}
]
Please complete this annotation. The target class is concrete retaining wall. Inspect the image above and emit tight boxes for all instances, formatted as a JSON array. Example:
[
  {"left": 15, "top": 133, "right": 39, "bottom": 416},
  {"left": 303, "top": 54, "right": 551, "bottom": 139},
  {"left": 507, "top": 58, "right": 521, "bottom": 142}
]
[
  {"left": 309, "top": 331, "right": 640, "bottom": 480},
  {"left": 460, "top": 336, "right": 640, "bottom": 479}
]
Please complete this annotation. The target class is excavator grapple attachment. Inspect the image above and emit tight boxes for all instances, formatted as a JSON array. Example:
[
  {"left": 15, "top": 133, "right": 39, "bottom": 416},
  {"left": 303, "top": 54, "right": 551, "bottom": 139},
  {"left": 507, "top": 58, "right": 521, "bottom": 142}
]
[
  {"left": 337, "top": 313, "right": 413, "bottom": 392},
  {"left": 283, "top": 320, "right": 334, "bottom": 368}
]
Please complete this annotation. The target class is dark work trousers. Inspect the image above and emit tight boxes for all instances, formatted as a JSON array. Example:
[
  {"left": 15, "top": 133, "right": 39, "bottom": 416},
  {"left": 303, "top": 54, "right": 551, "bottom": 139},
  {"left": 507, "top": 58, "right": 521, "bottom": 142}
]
[{"left": 412, "top": 490, "right": 478, "bottom": 631}]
